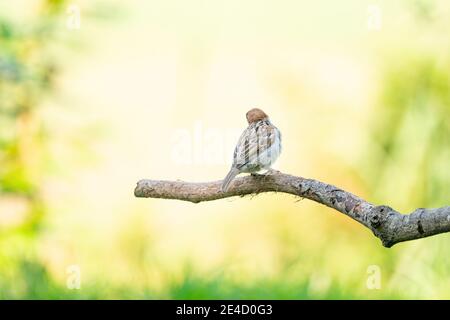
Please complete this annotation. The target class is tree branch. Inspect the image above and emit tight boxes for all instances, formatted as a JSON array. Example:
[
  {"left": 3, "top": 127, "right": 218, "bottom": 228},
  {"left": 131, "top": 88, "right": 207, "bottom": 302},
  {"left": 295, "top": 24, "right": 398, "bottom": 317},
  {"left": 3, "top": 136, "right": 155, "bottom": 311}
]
[{"left": 134, "top": 171, "right": 450, "bottom": 248}]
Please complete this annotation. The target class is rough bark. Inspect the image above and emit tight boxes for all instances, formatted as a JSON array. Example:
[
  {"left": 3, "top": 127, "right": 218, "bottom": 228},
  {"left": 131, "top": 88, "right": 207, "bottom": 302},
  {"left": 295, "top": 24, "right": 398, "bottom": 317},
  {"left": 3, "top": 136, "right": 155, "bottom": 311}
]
[{"left": 134, "top": 171, "right": 450, "bottom": 248}]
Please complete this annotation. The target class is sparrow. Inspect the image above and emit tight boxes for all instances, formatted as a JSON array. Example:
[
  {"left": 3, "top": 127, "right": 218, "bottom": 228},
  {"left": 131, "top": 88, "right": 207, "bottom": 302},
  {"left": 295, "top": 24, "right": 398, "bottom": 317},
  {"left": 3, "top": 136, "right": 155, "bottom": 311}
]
[{"left": 221, "top": 108, "right": 282, "bottom": 191}]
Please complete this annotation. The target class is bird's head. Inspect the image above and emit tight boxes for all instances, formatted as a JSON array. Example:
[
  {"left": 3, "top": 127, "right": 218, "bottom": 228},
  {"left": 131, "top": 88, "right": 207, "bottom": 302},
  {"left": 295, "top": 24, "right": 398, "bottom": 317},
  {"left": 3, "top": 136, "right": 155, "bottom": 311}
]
[{"left": 246, "top": 108, "right": 268, "bottom": 124}]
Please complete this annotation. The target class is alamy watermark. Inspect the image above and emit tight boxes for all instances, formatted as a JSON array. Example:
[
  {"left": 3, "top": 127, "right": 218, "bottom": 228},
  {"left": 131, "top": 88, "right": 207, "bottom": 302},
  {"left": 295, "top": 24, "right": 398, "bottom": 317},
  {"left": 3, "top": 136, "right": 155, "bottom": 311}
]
[
  {"left": 170, "top": 121, "right": 240, "bottom": 166},
  {"left": 367, "top": 4, "right": 382, "bottom": 31},
  {"left": 66, "top": 4, "right": 81, "bottom": 30},
  {"left": 66, "top": 264, "right": 81, "bottom": 290},
  {"left": 366, "top": 265, "right": 381, "bottom": 290}
]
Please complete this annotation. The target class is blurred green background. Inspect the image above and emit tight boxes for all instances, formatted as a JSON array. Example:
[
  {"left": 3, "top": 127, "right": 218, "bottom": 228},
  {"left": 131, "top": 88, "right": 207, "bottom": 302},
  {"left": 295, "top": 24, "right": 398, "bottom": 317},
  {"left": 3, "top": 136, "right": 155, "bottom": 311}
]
[{"left": 0, "top": 0, "right": 449, "bottom": 299}]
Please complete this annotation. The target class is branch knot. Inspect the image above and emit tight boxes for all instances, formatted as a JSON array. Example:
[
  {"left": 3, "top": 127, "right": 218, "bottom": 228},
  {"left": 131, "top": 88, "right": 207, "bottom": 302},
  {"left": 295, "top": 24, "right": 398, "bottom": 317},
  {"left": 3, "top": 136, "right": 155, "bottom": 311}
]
[{"left": 368, "top": 205, "right": 393, "bottom": 228}]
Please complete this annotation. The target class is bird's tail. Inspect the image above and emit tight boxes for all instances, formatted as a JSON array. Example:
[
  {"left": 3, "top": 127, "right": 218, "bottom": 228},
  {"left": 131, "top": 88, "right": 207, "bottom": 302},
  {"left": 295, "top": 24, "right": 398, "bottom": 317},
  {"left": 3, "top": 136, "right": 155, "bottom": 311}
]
[{"left": 221, "top": 167, "right": 239, "bottom": 192}]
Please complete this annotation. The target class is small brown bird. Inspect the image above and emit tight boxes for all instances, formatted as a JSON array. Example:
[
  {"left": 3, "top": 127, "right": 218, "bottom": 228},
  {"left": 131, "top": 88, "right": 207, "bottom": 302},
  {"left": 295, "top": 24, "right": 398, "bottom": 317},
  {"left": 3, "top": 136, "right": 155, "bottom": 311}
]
[{"left": 222, "top": 108, "right": 282, "bottom": 191}]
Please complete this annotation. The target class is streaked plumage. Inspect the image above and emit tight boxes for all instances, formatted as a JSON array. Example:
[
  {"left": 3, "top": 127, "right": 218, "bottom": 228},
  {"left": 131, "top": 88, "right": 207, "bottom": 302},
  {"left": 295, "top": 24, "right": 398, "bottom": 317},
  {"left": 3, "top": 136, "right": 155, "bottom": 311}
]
[{"left": 222, "top": 108, "right": 282, "bottom": 191}]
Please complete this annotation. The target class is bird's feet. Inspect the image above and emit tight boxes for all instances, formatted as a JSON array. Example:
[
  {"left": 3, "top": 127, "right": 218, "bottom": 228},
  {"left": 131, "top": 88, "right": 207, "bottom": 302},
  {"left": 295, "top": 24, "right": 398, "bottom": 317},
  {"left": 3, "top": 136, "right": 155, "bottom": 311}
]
[
  {"left": 266, "top": 168, "right": 280, "bottom": 175},
  {"left": 250, "top": 172, "right": 264, "bottom": 177},
  {"left": 250, "top": 169, "right": 279, "bottom": 180}
]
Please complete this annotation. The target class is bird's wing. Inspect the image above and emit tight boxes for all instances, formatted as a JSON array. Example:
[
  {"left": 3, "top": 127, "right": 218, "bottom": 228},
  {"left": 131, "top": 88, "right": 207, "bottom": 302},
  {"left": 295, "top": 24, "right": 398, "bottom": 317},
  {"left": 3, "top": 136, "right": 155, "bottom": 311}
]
[{"left": 233, "top": 121, "right": 278, "bottom": 169}]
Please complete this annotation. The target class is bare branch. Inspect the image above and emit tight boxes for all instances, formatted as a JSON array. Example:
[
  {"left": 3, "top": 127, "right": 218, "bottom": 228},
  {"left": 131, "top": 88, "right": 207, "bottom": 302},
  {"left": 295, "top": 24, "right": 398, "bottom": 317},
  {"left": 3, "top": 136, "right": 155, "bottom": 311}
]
[{"left": 134, "top": 171, "right": 450, "bottom": 248}]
